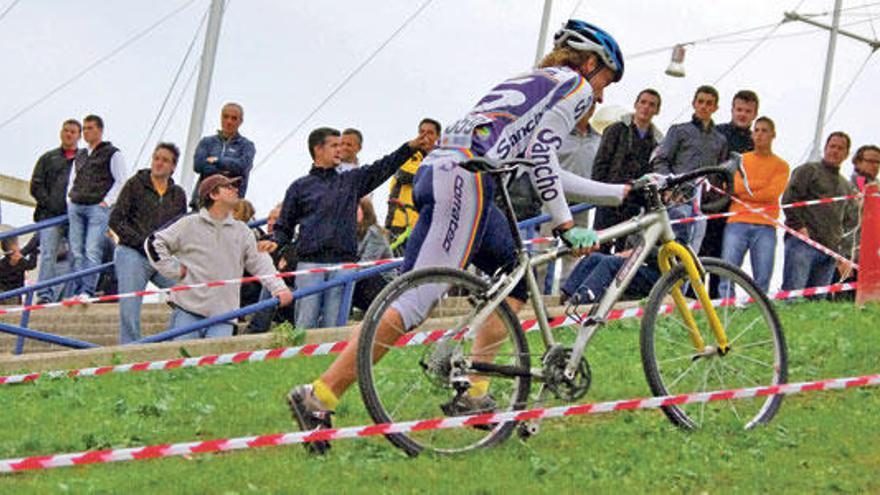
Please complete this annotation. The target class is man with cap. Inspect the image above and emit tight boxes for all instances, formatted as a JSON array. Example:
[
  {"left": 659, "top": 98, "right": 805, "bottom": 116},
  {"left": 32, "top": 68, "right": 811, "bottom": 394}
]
[{"left": 147, "top": 174, "right": 293, "bottom": 339}]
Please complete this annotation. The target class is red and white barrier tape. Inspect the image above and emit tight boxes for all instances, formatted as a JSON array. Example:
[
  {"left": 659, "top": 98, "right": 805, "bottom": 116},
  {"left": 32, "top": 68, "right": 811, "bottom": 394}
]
[
  {"left": 0, "top": 282, "right": 856, "bottom": 386},
  {"left": 0, "top": 193, "right": 864, "bottom": 317},
  {"left": 669, "top": 192, "right": 863, "bottom": 225},
  {"left": 709, "top": 183, "right": 858, "bottom": 270},
  {"left": 0, "top": 258, "right": 402, "bottom": 317},
  {"left": 2, "top": 372, "right": 877, "bottom": 473}
]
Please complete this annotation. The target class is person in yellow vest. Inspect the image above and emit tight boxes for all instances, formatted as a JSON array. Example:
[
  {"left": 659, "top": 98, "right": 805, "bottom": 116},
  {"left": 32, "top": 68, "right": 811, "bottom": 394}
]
[{"left": 384, "top": 118, "right": 441, "bottom": 247}]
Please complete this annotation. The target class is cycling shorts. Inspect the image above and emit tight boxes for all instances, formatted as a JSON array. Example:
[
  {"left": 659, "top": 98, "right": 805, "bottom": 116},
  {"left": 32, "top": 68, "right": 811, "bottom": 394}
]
[{"left": 392, "top": 149, "right": 528, "bottom": 330}]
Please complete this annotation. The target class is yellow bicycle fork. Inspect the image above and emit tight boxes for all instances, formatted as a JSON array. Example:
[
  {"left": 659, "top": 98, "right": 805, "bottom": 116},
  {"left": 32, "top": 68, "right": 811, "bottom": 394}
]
[{"left": 657, "top": 241, "right": 730, "bottom": 355}]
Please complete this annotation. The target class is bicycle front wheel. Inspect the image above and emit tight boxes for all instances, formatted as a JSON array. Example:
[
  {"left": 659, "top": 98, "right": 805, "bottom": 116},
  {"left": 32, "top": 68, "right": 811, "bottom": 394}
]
[
  {"left": 357, "top": 267, "right": 531, "bottom": 456},
  {"left": 640, "top": 258, "right": 787, "bottom": 430}
]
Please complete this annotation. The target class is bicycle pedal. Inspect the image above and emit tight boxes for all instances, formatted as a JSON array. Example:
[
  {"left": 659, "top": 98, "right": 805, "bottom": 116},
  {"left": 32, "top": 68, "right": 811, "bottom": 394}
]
[{"left": 517, "top": 420, "right": 540, "bottom": 440}]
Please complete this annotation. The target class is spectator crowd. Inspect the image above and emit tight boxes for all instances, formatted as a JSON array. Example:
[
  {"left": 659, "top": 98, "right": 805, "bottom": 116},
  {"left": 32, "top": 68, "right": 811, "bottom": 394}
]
[{"left": 1, "top": 83, "right": 877, "bottom": 344}]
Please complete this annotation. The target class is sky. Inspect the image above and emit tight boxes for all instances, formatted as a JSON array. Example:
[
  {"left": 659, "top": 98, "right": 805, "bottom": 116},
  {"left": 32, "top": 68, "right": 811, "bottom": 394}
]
[{"left": 1, "top": 0, "right": 878, "bottom": 288}]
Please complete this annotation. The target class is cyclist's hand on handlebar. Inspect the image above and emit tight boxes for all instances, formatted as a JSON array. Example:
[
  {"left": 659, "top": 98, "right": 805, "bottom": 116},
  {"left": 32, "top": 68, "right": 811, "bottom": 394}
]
[
  {"left": 631, "top": 173, "right": 666, "bottom": 191},
  {"left": 557, "top": 226, "right": 600, "bottom": 257}
]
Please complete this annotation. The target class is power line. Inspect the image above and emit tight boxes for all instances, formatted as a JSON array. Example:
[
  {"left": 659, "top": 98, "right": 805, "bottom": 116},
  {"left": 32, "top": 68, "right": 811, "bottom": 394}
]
[
  {"left": 625, "top": 0, "right": 880, "bottom": 59},
  {"left": 823, "top": 51, "right": 875, "bottom": 125},
  {"left": 159, "top": 63, "right": 200, "bottom": 141},
  {"left": 568, "top": 0, "right": 585, "bottom": 19},
  {"left": 629, "top": 21, "right": 783, "bottom": 59},
  {"left": 800, "top": 1, "right": 880, "bottom": 17},
  {"left": 254, "top": 0, "right": 435, "bottom": 171},
  {"left": 701, "top": 15, "right": 880, "bottom": 45},
  {"left": 134, "top": 5, "right": 210, "bottom": 168},
  {"left": 668, "top": 20, "right": 788, "bottom": 123},
  {"left": 0, "top": 0, "right": 22, "bottom": 25},
  {"left": 0, "top": 0, "right": 199, "bottom": 132}
]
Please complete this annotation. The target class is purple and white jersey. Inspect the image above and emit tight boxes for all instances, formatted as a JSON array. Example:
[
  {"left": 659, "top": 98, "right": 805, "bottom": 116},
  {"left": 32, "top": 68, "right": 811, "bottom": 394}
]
[{"left": 440, "top": 66, "right": 625, "bottom": 226}]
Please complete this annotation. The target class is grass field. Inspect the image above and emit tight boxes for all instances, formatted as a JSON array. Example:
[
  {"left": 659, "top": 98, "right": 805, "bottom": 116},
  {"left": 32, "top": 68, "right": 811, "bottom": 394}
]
[{"left": 0, "top": 300, "right": 878, "bottom": 493}]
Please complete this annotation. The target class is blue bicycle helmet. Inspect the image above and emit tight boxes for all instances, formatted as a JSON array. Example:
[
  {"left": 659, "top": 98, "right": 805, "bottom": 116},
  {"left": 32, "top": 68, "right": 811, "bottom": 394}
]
[{"left": 553, "top": 19, "right": 624, "bottom": 82}]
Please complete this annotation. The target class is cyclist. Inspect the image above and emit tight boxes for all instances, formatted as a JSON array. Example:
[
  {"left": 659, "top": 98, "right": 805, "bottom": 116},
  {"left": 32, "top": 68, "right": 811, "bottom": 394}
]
[{"left": 288, "top": 19, "right": 632, "bottom": 454}]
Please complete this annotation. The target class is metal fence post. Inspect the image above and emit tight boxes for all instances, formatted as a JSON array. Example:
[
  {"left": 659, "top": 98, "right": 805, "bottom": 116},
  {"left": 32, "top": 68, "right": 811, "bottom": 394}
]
[
  {"left": 337, "top": 280, "right": 355, "bottom": 327},
  {"left": 14, "top": 291, "right": 33, "bottom": 354}
]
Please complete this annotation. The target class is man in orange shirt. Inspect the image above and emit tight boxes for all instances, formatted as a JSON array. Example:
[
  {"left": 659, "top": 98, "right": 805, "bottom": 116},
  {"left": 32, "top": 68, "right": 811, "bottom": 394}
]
[{"left": 720, "top": 116, "right": 789, "bottom": 295}]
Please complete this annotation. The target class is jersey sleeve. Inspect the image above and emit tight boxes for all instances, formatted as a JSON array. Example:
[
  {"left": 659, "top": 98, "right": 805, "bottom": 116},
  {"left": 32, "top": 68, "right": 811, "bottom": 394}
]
[{"left": 524, "top": 78, "right": 625, "bottom": 227}]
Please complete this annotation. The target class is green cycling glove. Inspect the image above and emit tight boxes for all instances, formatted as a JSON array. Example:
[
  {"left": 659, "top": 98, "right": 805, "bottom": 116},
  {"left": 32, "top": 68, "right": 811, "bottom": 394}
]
[{"left": 559, "top": 227, "right": 600, "bottom": 249}]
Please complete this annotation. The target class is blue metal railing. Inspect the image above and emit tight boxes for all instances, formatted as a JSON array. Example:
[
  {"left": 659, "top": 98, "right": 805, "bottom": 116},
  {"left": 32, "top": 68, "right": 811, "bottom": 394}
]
[
  {"left": 132, "top": 261, "right": 401, "bottom": 343},
  {"left": 0, "top": 214, "right": 66, "bottom": 242},
  {"left": 1, "top": 204, "right": 592, "bottom": 353}
]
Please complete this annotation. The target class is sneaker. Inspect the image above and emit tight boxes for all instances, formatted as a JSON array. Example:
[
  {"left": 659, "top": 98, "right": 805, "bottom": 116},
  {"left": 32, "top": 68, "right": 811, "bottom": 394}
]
[
  {"left": 286, "top": 385, "right": 334, "bottom": 455},
  {"left": 441, "top": 393, "right": 498, "bottom": 430}
]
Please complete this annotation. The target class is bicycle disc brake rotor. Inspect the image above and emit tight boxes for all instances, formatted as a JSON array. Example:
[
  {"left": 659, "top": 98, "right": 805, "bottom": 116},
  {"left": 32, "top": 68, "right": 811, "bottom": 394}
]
[{"left": 542, "top": 345, "right": 591, "bottom": 402}]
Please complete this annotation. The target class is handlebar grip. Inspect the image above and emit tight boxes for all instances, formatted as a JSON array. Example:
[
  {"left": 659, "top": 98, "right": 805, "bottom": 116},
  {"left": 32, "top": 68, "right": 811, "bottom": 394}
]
[{"left": 664, "top": 165, "right": 733, "bottom": 189}]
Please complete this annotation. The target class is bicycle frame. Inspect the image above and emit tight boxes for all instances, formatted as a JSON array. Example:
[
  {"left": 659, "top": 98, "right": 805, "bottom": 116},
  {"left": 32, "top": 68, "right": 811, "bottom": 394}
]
[{"left": 468, "top": 183, "right": 730, "bottom": 384}]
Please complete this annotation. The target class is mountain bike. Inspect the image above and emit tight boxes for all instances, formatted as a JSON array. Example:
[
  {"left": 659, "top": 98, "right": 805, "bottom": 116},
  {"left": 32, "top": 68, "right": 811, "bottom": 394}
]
[{"left": 356, "top": 156, "right": 788, "bottom": 456}]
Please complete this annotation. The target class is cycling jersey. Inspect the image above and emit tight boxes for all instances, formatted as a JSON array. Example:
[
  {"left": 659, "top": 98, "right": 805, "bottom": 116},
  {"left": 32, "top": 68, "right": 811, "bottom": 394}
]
[
  {"left": 441, "top": 66, "right": 625, "bottom": 226},
  {"left": 392, "top": 67, "right": 628, "bottom": 330}
]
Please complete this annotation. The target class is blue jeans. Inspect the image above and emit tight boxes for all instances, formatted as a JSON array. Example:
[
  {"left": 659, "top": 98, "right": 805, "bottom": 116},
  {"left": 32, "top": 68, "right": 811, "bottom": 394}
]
[
  {"left": 168, "top": 307, "right": 234, "bottom": 340},
  {"left": 294, "top": 262, "right": 345, "bottom": 330},
  {"left": 36, "top": 225, "right": 70, "bottom": 302},
  {"left": 115, "top": 245, "right": 176, "bottom": 344},
  {"left": 719, "top": 223, "right": 777, "bottom": 295},
  {"left": 67, "top": 202, "right": 110, "bottom": 296},
  {"left": 561, "top": 253, "right": 660, "bottom": 303},
  {"left": 781, "top": 236, "right": 836, "bottom": 291},
  {"left": 669, "top": 202, "right": 705, "bottom": 254}
]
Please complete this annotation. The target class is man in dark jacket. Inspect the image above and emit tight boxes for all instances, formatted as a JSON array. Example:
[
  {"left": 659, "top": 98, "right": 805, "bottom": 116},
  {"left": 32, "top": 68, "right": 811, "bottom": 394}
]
[
  {"left": 191, "top": 103, "right": 256, "bottom": 209},
  {"left": 781, "top": 132, "right": 858, "bottom": 292},
  {"left": 109, "top": 142, "right": 187, "bottom": 343},
  {"left": 704, "top": 90, "right": 758, "bottom": 295},
  {"left": 67, "top": 114, "right": 128, "bottom": 299},
  {"left": 259, "top": 127, "right": 429, "bottom": 330},
  {"left": 0, "top": 236, "right": 39, "bottom": 305},
  {"left": 592, "top": 88, "right": 663, "bottom": 252},
  {"left": 29, "top": 119, "right": 80, "bottom": 303},
  {"left": 651, "top": 85, "right": 729, "bottom": 253}
]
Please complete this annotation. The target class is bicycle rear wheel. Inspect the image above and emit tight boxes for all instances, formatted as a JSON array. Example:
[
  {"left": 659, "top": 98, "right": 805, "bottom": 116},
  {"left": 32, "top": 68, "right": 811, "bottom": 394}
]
[
  {"left": 640, "top": 258, "right": 787, "bottom": 430},
  {"left": 357, "top": 267, "right": 531, "bottom": 456}
]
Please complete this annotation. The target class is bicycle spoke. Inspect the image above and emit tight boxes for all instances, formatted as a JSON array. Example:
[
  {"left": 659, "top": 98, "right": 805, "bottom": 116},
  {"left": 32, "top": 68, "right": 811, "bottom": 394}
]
[
  {"left": 728, "top": 313, "right": 764, "bottom": 346},
  {"left": 712, "top": 360, "right": 742, "bottom": 423},
  {"left": 661, "top": 316, "right": 703, "bottom": 350},
  {"left": 734, "top": 339, "right": 774, "bottom": 351},
  {"left": 718, "top": 359, "right": 763, "bottom": 387},
  {"left": 729, "top": 352, "right": 776, "bottom": 369},
  {"left": 389, "top": 377, "right": 427, "bottom": 418},
  {"left": 698, "top": 360, "right": 712, "bottom": 426},
  {"left": 666, "top": 358, "right": 701, "bottom": 390},
  {"left": 659, "top": 353, "right": 696, "bottom": 365}
]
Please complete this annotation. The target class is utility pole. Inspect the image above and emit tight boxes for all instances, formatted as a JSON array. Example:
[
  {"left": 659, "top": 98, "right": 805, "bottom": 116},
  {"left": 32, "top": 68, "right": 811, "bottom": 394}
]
[
  {"left": 785, "top": 2, "right": 880, "bottom": 161},
  {"left": 534, "top": 0, "right": 553, "bottom": 66},
  {"left": 181, "top": 0, "right": 225, "bottom": 194}
]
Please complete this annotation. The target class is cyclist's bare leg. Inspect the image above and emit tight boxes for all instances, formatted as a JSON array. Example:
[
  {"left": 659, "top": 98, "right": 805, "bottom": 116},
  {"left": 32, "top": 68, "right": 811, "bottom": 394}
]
[
  {"left": 471, "top": 297, "right": 524, "bottom": 364},
  {"left": 318, "top": 297, "right": 524, "bottom": 399},
  {"left": 318, "top": 308, "right": 405, "bottom": 398}
]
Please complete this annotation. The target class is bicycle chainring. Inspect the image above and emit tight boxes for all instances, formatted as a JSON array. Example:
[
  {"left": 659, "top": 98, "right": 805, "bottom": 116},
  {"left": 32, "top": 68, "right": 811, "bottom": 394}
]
[{"left": 542, "top": 345, "right": 592, "bottom": 402}]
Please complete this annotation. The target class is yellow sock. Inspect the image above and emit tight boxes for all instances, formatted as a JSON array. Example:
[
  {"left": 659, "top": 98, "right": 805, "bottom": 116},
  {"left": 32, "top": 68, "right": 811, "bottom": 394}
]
[
  {"left": 467, "top": 379, "right": 490, "bottom": 398},
  {"left": 311, "top": 379, "right": 339, "bottom": 410}
]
